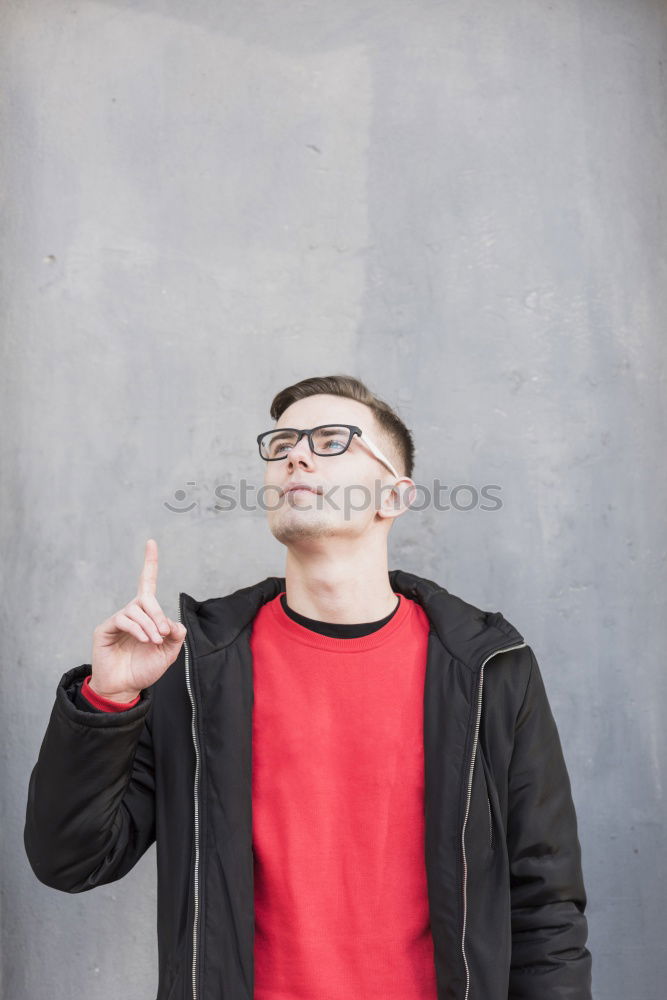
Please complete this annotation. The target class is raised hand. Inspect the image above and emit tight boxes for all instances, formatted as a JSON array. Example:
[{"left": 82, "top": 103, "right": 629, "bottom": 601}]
[{"left": 90, "top": 539, "right": 186, "bottom": 702}]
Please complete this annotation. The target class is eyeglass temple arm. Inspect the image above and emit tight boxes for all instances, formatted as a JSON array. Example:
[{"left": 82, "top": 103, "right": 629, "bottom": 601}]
[{"left": 357, "top": 433, "right": 399, "bottom": 480}]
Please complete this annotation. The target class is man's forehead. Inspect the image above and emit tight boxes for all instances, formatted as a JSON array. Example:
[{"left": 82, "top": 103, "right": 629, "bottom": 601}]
[{"left": 277, "top": 395, "right": 376, "bottom": 433}]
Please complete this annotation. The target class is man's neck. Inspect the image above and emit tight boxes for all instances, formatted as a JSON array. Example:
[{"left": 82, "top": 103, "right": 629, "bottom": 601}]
[{"left": 283, "top": 548, "right": 397, "bottom": 625}]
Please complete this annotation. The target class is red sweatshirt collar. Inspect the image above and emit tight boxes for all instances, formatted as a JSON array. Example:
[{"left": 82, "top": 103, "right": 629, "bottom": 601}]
[{"left": 262, "top": 591, "right": 415, "bottom": 653}]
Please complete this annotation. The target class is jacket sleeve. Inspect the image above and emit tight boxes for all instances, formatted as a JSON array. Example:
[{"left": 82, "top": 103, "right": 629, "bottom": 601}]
[
  {"left": 24, "top": 663, "right": 156, "bottom": 892},
  {"left": 507, "top": 646, "right": 593, "bottom": 999}
]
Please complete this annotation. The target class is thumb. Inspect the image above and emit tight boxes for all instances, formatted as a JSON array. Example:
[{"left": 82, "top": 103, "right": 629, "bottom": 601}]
[{"left": 165, "top": 620, "right": 187, "bottom": 642}]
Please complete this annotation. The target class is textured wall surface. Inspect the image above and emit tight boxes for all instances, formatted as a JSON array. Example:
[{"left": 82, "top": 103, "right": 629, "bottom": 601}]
[{"left": 2, "top": 2, "right": 666, "bottom": 998}]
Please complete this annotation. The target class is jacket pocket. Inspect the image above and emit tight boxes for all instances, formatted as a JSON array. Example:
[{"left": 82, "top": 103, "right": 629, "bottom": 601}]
[
  {"left": 478, "top": 750, "right": 497, "bottom": 853},
  {"left": 486, "top": 790, "right": 493, "bottom": 850}
]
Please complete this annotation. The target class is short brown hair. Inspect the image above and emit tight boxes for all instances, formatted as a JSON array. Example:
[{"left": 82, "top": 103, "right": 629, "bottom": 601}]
[{"left": 269, "top": 374, "right": 415, "bottom": 479}]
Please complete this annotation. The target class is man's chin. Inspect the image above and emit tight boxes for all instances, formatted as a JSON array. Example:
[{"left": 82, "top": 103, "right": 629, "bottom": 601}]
[{"left": 268, "top": 513, "right": 338, "bottom": 544}]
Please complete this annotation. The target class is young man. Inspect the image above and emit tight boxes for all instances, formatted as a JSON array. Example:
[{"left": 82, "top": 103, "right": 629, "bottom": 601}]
[{"left": 24, "top": 374, "right": 593, "bottom": 1000}]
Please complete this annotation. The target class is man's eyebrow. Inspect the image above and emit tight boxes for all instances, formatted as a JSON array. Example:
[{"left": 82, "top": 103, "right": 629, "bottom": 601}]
[{"left": 271, "top": 425, "right": 348, "bottom": 440}]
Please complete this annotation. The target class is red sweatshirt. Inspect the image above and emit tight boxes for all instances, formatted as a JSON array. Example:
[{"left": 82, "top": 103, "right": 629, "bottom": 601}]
[
  {"left": 81, "top": 591, "right": 438, "bottom": 998},
  {"left": 249, "top": 592, "right": 437, "bottom": 1000}
]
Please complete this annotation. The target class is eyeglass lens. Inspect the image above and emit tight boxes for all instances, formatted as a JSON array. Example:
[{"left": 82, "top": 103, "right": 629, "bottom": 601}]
[{"left": 260, "top": 425, "right": 352, "bottom": 459}]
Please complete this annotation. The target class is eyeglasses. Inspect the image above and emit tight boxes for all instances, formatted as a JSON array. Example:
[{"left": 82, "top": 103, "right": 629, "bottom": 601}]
[{"left": 256, "top": 423, "right": 400, "bottom": 479}]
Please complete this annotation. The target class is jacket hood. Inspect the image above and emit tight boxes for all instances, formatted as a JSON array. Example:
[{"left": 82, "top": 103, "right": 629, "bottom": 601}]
[{"left": 179, "top": 568, "right": 524, "bottom": 674}]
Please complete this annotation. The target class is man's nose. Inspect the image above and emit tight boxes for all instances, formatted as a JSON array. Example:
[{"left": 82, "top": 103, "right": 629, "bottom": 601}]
[{"left": 287, "top": 434, "right": 315, "bottom": 466}]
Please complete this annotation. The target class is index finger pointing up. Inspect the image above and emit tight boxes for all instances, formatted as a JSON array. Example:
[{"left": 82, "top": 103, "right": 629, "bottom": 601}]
[{"left": 139, "top": 538, "right": 159, "bottom": 596}]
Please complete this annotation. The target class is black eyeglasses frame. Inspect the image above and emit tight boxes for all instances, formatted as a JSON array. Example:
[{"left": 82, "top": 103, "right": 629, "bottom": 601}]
[{"left": 256, "top": 424, "right": 362, "bottom": 461}]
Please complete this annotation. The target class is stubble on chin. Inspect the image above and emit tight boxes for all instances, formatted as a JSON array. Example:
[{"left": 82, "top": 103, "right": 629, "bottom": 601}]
[{"left": 268, "top": 508, "right": 338, "bottom": 544}]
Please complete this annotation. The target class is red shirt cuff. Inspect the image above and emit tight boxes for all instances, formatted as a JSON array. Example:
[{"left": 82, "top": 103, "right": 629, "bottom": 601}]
[{"left": 81, "top": 674, "right": 141, "bottom": 712}]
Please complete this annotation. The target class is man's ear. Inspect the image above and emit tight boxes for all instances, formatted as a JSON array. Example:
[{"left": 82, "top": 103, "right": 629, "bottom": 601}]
[
  {"left": 396, "top": 480, "right": 416, "bottom": 507},
  {"left": 387, "top": 480, "right": 416, "bottom": 511}
]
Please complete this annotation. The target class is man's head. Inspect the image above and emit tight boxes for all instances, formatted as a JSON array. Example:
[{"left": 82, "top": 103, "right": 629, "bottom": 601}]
[{"left": 259, "top": 374, "right": 416, "bottom": 550}]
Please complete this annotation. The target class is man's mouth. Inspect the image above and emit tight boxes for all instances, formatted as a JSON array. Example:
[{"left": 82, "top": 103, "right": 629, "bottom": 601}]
[{"left": 282, "top": 484, "right": 323, "bottom": 497}]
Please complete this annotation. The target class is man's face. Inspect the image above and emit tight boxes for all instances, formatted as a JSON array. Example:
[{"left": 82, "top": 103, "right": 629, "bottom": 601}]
[{"left": 261, "top": 394, "right": 409, "bottom": 548}]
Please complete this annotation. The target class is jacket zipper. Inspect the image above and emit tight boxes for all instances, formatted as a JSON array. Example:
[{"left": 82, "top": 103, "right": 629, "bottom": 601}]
[
  {"left": 460, "top": 641, "right": 526, "bottom": 1000},
  {"left": 178, "top": 597, "right": 201, "bottom": 1000}
]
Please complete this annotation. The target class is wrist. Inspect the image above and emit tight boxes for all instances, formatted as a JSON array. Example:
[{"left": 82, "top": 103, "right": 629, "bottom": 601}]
[{"left": 88, "top": 675, "right": 142, "bottom": 704}]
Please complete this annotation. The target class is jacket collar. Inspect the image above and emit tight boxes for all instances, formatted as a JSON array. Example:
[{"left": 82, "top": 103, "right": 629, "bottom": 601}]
[{"left": 179, "top": 568, "right": 524, "bottom": 674}]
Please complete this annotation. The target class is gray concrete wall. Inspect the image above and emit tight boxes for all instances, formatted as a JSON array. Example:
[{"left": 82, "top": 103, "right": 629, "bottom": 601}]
[{"left": 2, "top": 1, "right": 666, "bottom": 997}]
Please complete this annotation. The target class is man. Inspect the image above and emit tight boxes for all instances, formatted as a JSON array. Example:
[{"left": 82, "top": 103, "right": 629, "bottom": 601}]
[{"left": 24, "top": 373, "right": 593, "bottom": 999}]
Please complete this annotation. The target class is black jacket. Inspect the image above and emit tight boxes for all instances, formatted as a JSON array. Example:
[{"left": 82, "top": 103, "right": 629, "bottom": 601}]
[{"left": 24, "top": 569, "right": 593, "bottom": 1000}]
